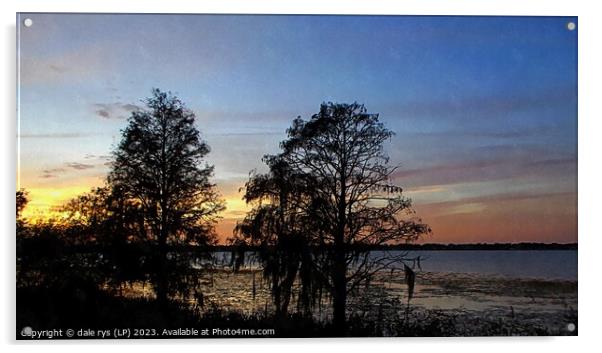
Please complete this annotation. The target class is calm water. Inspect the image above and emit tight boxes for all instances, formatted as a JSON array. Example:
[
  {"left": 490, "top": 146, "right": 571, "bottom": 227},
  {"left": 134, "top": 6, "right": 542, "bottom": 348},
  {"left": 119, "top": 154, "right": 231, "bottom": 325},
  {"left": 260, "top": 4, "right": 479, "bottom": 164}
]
[
  {"left": 213, "top": 249, "right": 578, "bottom": 281},
  {"left": 392, "top": 250, "right": 577, "bottom": 281},
  {"left": 154, "top": 249, "right": 579, "bottom": 331}
]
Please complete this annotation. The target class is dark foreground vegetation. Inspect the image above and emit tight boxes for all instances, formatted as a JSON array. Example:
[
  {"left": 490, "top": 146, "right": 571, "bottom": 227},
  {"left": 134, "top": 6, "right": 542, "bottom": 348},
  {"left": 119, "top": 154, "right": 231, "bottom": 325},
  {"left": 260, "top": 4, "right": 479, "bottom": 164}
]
[
  {"left": 17, "top": 227, "right": 577, "bottom": 338},
  {"left": 18, "top": 283, "right": 575, "bottom": 338}
]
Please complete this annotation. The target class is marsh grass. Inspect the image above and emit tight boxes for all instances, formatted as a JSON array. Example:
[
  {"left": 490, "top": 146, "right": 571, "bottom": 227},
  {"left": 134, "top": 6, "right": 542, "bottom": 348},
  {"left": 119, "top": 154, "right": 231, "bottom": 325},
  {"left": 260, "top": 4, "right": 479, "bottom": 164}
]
[{"left": 17, "top": 281, "right": 577, "bottom": 338}]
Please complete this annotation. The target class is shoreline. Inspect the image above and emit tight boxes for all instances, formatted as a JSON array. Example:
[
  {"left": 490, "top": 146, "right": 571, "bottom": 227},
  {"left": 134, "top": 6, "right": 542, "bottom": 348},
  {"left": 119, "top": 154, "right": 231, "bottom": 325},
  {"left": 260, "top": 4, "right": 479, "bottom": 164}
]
[{"left": 208, "top": 243, "right": 578, "bottom": 252}]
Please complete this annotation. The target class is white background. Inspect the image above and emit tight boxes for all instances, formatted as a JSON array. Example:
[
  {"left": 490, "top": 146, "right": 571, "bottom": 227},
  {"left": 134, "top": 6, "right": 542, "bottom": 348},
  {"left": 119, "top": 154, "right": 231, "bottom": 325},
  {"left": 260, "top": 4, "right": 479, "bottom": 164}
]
[{"left": 1, "top": 0, "right": 600, "bottom": 351}]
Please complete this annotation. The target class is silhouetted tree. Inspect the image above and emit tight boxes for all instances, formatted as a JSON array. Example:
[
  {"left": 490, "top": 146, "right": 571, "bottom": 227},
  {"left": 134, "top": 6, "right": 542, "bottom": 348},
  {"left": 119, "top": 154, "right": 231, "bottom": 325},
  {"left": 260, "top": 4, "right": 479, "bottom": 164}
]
[
  {"left": 16, "top": 185, "right": 107, "bottom": 291},
  {"left": 61, "top": 186, "right": 149, "bottom": 292},
  {"left": 61, "top": 186, "right": 113, "bottom": 245},
  {"left": 238, "top": 102, "right": 430, "bottom": 333},
  {"left": 16, "top": 189, "right": 30, "bottom": 268},
  {"left": 16, "top": 189, "right": 28, "bottom": 219},
  {"left": 109, "top": 89, "right": 224, "bottom": 307},
  {"left": 232, "top": 155, "right": 322, "bottom": 318}
]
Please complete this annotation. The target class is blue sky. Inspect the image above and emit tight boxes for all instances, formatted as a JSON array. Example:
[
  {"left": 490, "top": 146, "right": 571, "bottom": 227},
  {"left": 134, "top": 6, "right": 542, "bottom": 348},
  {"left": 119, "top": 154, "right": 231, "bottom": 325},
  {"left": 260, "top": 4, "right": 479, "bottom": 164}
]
[{"left": 18, "top": 14, "right": 577, "bottom": 243}]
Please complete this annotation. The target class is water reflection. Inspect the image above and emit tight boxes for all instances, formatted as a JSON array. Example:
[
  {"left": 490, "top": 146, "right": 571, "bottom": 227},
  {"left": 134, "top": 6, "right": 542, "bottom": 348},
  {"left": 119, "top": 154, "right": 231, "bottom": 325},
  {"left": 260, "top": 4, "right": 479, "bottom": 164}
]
[{"left": 118, "top": 256, "right": 577, "bottom": 333}]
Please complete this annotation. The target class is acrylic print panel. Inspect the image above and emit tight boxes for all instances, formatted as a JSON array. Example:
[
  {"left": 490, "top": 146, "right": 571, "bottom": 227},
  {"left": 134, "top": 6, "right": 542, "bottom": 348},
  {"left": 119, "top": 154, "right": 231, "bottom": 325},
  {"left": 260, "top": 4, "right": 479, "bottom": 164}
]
[{"left": 16, "top": 13, "right": 577, "bottom": 339}]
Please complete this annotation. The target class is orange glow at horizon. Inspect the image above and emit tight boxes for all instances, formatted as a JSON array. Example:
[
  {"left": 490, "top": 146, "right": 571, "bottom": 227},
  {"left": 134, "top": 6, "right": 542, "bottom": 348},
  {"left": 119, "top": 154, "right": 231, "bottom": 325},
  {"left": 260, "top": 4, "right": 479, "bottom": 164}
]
[
  {"left": 20, "top": 183, "right": 253, "bottom": 237},
  {"left": 18, "top": 172, "right": 577, "bottom": 245},
  {"left": 19, "top": 183, "right": 578, "bottom": 245},
  {"left": 21, "top": 185, "right": 93, "bottom": 222}
]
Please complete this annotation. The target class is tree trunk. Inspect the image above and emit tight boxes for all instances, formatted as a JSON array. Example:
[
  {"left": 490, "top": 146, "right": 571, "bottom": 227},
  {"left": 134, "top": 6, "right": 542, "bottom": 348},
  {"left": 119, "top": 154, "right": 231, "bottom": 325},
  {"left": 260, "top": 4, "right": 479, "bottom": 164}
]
[
  {"left": 156, "top": 226, "right": 168, "bottom": 311},
  {"left": 157, "top": 112, "right": 169, "bottom": 311},
  {"left": 332, "top": 244, "right": 347, "bottom": 335},
  {"left": 279, "top": 268, "right": 297, "bottom": 317},
  {"left": 333, "top": 176, "right": 348, "bottom": 335},
  {"left": 273, "top": 273, "right": 282, "bottom": 318}
]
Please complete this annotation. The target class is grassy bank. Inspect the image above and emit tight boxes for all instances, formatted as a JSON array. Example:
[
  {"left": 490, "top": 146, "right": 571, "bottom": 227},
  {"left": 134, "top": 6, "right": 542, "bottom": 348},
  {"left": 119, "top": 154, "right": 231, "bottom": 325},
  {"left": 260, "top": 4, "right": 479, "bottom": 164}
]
[{"left": 17, "top": 284, "right": 577, "bottom": 338}]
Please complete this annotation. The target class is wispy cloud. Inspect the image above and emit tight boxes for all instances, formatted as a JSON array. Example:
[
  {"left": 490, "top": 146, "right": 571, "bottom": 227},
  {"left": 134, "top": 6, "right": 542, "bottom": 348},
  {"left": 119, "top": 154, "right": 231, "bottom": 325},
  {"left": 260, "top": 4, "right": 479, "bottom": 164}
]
[
  {"left": 83, "top": 153, "right": 112, "bottom": 161},
  {"left": 39, "top": 159, "right": 108, "bottom": 179},
  {"left": 40, "top": 167, "right": 66, "bottom": 179},
  {"left": 19, "top": 132, "right": 94, "bottom": 139},
  {"left": 65, "top": 162, "right": 95, "bottom": 170},
  {"left": 415, "top": 189, "right": 577, "bottom": 221},
  {"left": 20, "top": 44, "right": 115, "bottom": 85},
  {"left": 393, "top": 145, "right": 576, "bottom": 188},
  {"left": 424, "top": 190, "right": 576, "bottom": 208},
  {"left": 401, "top": 125, "right": 564, "bottom": 140},
  {"left": 390, "top": 87, "right": 575, "bottom": 122},
  {"left": 93, "top": 102, "right": 141, "bottom": 120}
]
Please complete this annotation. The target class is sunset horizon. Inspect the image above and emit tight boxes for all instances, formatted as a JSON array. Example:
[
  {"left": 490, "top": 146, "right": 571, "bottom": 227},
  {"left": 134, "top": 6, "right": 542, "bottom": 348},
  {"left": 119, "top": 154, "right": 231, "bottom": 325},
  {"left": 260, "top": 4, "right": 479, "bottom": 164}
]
[{"left": 18, "top": 14, "right": 577, "bottom": 245}]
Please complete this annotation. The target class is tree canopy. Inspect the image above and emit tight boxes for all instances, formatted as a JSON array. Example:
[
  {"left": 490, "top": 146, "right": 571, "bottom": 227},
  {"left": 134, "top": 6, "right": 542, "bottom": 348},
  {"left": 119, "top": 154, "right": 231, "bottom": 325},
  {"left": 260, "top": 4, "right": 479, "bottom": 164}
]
[
  {"left": 109, "top": 89, "right": 224, "bottom": 304},
  {"left": 234, "top": 102, "right": 430, "bottom": 330}
]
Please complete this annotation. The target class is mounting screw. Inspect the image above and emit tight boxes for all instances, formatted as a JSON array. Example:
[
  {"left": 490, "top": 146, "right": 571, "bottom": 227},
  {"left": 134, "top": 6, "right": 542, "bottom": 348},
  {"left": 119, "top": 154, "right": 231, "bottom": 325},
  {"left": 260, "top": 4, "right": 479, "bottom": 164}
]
[{"left": 567, "top": 22, "right": 576, "bottom": 31}]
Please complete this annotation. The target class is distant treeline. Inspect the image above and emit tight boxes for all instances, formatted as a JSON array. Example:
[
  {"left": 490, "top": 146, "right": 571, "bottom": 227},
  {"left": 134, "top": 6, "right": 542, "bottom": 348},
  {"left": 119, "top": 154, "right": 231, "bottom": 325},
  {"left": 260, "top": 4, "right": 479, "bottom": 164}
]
[
  {"left": 41, "top": 242, "right": 577, "bottom": 254},
  {"left": 209, "top": 242, "right": 578, "bottom": 251}
]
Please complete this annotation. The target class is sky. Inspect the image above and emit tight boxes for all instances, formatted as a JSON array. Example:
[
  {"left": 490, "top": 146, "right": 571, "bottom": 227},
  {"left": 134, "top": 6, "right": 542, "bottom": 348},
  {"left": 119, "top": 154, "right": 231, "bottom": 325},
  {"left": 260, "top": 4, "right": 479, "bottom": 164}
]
[{"left": 17, "top": 14, "right": 577, "bottom": 244}]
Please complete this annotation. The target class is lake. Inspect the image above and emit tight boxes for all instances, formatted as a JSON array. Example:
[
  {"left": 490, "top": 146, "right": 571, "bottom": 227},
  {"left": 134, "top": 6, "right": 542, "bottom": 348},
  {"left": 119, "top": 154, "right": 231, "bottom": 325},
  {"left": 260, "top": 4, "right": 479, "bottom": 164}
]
[
  {"left": 389, "top": 250, "right": 577, "bottom": 281},
  {"left": 125, "top": 249, "right": 578, "bottom": 334},
  {"left": 213, "top": 249, "right": 578, "bottom": 281}
]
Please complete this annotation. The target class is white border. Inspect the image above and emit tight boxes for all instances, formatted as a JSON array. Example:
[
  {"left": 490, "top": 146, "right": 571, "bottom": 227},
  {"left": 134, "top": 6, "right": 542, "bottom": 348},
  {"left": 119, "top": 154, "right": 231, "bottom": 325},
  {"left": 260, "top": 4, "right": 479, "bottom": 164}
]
[{"left": 2, "top": 0, "right": 601, "bottom": 351}]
